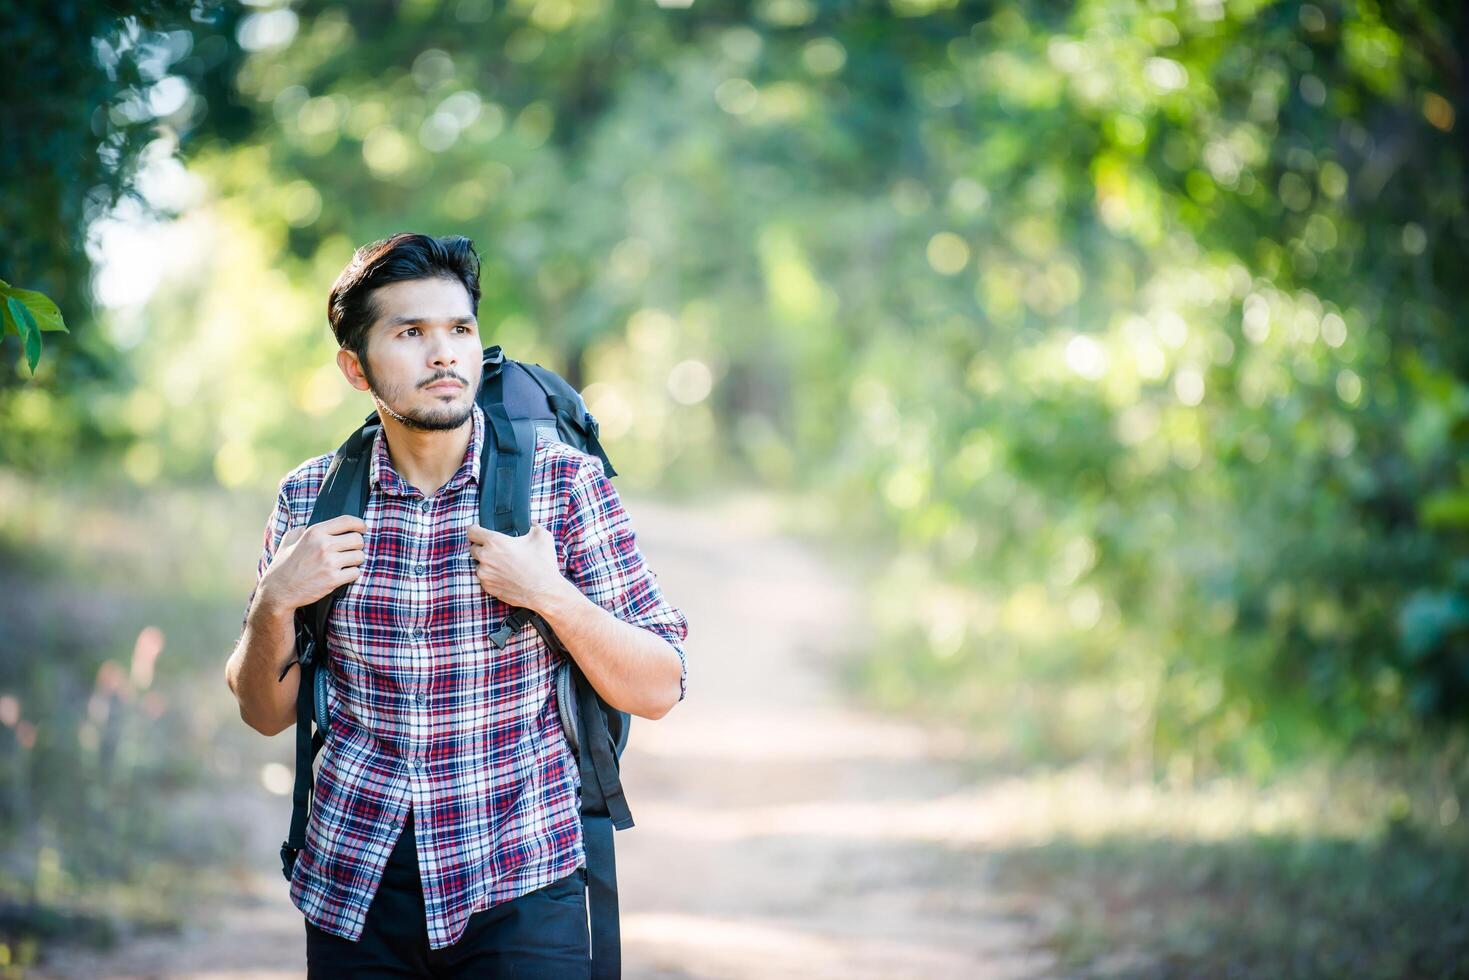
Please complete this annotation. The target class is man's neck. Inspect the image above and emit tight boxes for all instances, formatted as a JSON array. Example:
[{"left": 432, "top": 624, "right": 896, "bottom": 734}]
[{"left": 380, "top": 414, "right": 473, "bottom": 499}]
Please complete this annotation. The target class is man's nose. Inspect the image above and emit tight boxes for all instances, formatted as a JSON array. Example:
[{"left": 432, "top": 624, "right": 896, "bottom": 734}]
[{"left": 427, "top": 332, "right": 458, "bottom": 368}]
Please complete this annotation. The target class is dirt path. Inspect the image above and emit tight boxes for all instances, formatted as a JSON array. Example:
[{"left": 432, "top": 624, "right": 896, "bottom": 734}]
[{"left": 34, "top": 491, "right": 1053, "bottom": 979}]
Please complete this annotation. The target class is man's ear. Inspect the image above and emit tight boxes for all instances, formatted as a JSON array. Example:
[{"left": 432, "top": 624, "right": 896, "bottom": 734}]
[{"left": 337, "top": 347, "right": 371, "bottom": 393}]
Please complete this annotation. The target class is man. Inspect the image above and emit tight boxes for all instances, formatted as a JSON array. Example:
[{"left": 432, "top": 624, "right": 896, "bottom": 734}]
[{"left": 224, "top": 232, "right": 689, "bottom": 977}]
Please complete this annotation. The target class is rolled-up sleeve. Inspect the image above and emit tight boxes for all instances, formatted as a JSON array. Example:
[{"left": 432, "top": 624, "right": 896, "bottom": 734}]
[{"left": 560, "top": 454, "right": 689, "bottom": 703}]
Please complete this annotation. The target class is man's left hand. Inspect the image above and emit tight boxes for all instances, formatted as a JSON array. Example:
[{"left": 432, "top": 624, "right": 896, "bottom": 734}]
[{"left": 467, "top": 523, "right": 567, "bottom": 610}]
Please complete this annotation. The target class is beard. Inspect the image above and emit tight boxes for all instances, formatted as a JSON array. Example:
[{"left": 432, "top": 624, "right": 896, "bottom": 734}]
[{"left": 360, "top": 353, "right": 476, "bottom": 432}]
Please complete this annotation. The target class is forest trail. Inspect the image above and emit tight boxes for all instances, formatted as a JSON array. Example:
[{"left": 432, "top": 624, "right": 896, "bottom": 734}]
[{"left": 34, "top": 491, "right": 1053, "bottom": 979}]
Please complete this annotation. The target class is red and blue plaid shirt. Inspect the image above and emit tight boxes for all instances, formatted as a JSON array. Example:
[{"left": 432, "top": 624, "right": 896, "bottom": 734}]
[{"left": 242, "top": 401, "right": 688, "bottom": 949}]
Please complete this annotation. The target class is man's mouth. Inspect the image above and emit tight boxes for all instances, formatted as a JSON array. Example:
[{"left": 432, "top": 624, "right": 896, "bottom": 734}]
[{"left": 426, "top": 381, "right": 464, "bottom": 392}]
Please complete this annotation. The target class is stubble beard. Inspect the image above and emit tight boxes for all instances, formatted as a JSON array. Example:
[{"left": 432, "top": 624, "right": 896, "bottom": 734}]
[{"left": 360, "top": 352, "right": 476, "bottom": 432}]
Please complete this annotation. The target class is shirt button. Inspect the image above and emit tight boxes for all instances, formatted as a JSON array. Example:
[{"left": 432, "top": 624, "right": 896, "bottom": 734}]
[
  {"left": 413, "top": 627, "right": 425, "bottom": 638},
  {"left": 414, "top": 564, "right": 426, "bottom": 575},
  {"left": 420, "top": 499, "right": 430, "bottom": 511},
  {"left": 415, "top": 692, "right": 427, "bottom": 705}
]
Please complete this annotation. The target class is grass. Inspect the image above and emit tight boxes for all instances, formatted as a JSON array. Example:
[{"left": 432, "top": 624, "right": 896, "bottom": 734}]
[
  {"left": 839, "top": 627, "right": 1469, "bottom": 976},
  {"left": 994, "top": 826, "right": 1469, "bottom": 978}
]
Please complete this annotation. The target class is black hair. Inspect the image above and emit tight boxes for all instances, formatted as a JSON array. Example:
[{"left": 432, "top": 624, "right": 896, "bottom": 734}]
[{"left": 327, "top": 232, "right": 482, "bottom": 362}]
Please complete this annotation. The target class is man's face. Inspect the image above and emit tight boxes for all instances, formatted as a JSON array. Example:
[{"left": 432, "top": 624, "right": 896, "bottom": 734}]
[{"left": 340, "top": 276, "right": 483, "bottom": 431}]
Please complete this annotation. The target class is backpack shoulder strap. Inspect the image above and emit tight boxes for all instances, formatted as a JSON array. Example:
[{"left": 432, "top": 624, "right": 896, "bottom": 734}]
[
  {"left": 279, "top": 421, "right": 376, "bottom": 883},
  {"left": 302, "top": 423, "right": 377, "bottom": 653}
]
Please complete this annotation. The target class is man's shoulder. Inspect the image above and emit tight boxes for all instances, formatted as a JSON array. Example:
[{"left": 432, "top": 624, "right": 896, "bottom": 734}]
[
  {"left": 276, "top": 451, "right": 337, "bottom": 507},
  {"left": 532, "top": 431, "right": 606, "bottom": 488}
]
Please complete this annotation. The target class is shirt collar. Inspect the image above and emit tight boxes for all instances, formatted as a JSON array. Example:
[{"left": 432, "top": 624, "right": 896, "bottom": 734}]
[{"left": 370, "top": 401, "right": 484, "bottom": 498}]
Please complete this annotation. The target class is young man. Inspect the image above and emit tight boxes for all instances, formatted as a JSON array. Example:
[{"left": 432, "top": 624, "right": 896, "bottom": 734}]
[{"left": 224, "top": 232, "right": 689, "bottom": 977}]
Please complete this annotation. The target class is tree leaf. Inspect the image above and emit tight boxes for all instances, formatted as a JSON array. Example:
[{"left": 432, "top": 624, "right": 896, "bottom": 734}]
[
  {"left": 0, "top": 283, "right": 67, "bottom": 333},
  {"left": 6, "top": 297, "right": 42, "bottom": 374}
]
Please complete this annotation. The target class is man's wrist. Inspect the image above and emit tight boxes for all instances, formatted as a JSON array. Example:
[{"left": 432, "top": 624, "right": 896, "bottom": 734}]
[
  {"left": 251, "top": 588, "right": 297, "bottom": 628},
  {"left": 534, "top": 577, "right": 589, "bottom": 631}
]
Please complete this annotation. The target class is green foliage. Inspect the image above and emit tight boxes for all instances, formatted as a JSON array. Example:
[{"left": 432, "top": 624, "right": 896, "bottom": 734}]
[
  {"left": 7, "top": 0, "right": 1469, "bottom": 784},
  {"left": 69, "top": 0, "right": 1460, "bottom": 774},
  {"left": 1, "top": 282, "right": 70, "bottom": 375},
  {"left": 0, "top": 0, "right": 245, "bottom": 463},
  {"left": 8, "top": 4, "right": 1469, "bottom": 966},
  {"left": 998, "top": 829, "right": 1469, "bottom": 977}
]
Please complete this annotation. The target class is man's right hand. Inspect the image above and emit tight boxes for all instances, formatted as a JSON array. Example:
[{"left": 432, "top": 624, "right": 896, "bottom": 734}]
[{"left": 258, "top": 515, "right": 368, "bottom": 614}]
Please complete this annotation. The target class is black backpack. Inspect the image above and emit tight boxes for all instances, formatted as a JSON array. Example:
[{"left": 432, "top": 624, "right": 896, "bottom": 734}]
[{"left": 277, "top": 344, "right": 634, "bottom": 978}]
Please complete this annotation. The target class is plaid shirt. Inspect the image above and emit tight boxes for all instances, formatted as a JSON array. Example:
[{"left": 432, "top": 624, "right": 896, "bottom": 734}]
[{"left": 242, "top": 401, "right": 688, "bottom": 949}]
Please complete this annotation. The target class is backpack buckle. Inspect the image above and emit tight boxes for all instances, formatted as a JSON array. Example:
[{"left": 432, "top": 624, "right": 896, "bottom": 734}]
[
  {"left": 299, "top": 634, "right": 318, "bottom": 668},
  {"left": 280, "top": 841, "right": 299, "bottom": 881},
  {"left": 582, "top": 410, "right": 600, "bottom": 439},
  {"left": 488, "top": 622, "right": 515, "bottom": 649}
]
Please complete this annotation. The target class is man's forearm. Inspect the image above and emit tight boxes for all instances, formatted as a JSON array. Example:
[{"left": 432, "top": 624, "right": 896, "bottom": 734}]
[
  {"left": 535, "top": 580, "right": 682, "bottom": 720},
  {"left": 225, "top": 591, "right": 300, "bottom": 736}
]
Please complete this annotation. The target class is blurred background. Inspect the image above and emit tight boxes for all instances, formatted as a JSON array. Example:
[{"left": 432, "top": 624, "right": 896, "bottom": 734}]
[{"left": 3, "top": 0, "right": 1468, "bottom": 976}]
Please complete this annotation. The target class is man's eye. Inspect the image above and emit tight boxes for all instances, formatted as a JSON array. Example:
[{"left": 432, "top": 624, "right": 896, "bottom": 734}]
[{"left": 400, "top": 326, "right": 472, "bottom": 336}]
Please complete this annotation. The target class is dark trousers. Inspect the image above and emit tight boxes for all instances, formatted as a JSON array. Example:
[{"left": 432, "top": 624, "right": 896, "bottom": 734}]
[{"left": 305, "top": 809, "right": 592, "bottom": 978}]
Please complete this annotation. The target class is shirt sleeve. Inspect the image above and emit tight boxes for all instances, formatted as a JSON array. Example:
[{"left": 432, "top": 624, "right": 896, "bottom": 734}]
[
  {"left": 561, "top": 454, "right": 689, "bottom": 703},
  {"left": 241, "top": 483, "right": 295, "bottom": 637}
]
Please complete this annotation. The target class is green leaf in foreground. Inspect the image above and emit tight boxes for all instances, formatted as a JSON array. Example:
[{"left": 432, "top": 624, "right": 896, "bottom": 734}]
[
  {"left": 0, "top": 279, "right": 68, "bottom": 334},
  {"left": 5, "top": 296, "right": 42, "bottom": 374}
]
